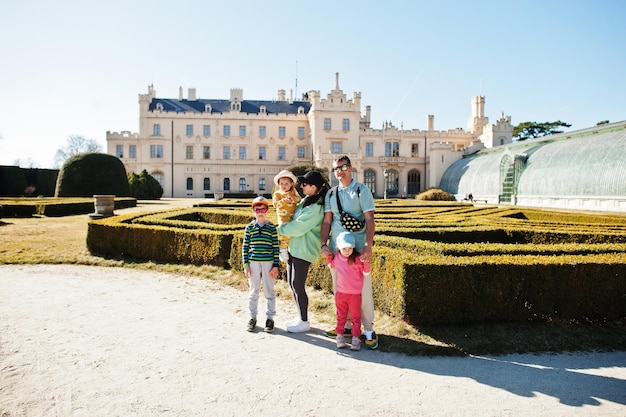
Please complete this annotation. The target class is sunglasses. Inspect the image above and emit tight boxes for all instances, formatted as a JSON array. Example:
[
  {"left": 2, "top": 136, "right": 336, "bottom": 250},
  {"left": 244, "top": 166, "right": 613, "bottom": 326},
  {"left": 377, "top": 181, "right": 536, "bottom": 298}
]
[
  {"left": 254, "top": 206, "right": 268, "bottom": 213},
  {"left": 333, "top": 164, "right": 350, "bottom": 173}
]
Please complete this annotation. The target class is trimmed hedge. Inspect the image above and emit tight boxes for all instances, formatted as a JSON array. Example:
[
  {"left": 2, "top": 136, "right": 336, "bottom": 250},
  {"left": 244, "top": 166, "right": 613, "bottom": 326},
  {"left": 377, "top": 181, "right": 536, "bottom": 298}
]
[
  {"left": 0, "top": 197, "right": 137, "bottom": 217},
  {"left": 85, "top": 202, "right": 626, "bottom": 324}
]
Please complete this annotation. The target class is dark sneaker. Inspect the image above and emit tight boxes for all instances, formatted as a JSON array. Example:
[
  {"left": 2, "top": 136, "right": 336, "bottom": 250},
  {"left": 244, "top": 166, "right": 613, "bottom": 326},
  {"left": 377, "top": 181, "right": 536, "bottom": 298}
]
[
  {"left": 325, "top": 327, "right": 353, "bottom": 338},
  {"left": 247, "top": 318, "right": 257, "bottom": 332},
  {"left": 264, "top": 319, "right": 275, "bottom": 333},
  {"left": 364, "top": 331, "right": 378, "bottom": 350}
]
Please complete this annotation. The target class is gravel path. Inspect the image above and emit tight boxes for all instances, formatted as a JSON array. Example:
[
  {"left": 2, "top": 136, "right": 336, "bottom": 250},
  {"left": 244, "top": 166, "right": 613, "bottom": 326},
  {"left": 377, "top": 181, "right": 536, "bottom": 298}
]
[{"left": 1, "top": 264, "right": 625, "bottom": 417}]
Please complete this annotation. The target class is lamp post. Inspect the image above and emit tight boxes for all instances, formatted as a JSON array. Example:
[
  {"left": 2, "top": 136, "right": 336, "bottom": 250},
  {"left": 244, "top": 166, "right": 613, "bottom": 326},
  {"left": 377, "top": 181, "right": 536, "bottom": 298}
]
[{"left": 383, "top": 169, "right": 388, "bottom": 200}]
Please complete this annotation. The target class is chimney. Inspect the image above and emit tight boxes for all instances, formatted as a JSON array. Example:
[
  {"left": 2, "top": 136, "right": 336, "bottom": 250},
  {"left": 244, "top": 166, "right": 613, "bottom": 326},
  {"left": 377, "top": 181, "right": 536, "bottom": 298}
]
[
  {"left": 277, "top": 89, "right": 286, "bottom": 101},
  {"left": 427, "top": 115, "right": 435, "bottom": 131},
  {"left": 188, "top": 88, "right": 196, "bottom": 100},
  {"left": 179, "top": 86, "right": 183, "bottom": 100}
]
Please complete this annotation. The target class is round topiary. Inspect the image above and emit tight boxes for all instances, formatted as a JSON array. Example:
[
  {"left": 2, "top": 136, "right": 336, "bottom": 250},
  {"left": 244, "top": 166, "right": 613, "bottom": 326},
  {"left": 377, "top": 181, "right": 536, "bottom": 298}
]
[
  {"left": 415, "top": 188, "right": 456, "bottom": 201},
  {"left": 55, "top": 153, "right": 131, "bottom": 197}
]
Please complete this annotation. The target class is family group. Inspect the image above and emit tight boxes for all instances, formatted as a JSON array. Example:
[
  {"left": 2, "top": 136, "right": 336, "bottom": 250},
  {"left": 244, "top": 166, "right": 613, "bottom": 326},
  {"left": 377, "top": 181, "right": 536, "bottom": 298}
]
[{"left": 241, "top": 156, "right": 378, "bottom": 350}]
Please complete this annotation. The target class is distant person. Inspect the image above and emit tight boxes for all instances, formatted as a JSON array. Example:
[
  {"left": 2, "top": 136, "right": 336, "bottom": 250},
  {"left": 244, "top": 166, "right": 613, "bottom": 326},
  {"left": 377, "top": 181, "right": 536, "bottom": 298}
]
[
  {"left": 242, "top": 197, "right": 280, "bottom": 333},
  {"left": 321, "top": 155, "right": 378, "bottom": 349},
  {"left": 468, "top": 193, "right": 474, "bottom": 203},
  {"left": 326, "top": 231, "right": 370, "bottom": 351},
  {"left": 272, "top": 169, "right": 301, "bottom": 263},
  {"left": 277, "top": 170, "right": 328, "bottom": 333}
]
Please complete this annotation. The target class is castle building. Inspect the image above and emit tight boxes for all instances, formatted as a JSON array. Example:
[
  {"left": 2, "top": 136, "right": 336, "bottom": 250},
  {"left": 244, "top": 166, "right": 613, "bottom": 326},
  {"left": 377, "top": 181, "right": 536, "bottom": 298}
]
[{"left": 107, "top": 73, "right": 512, "bottom": 198}]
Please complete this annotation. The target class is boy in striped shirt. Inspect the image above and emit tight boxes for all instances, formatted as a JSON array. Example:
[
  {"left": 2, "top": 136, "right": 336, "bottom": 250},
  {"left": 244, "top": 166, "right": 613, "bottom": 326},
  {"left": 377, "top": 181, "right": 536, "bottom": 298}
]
[{"left": 243, "top": 196, "right": 280, "bottom": 332}]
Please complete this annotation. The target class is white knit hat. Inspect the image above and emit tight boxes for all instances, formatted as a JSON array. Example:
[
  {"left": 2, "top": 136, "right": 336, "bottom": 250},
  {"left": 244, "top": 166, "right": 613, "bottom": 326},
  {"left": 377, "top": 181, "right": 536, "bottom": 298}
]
[{"left": 273, "top": 169, "right": 298, "bottom": 186}]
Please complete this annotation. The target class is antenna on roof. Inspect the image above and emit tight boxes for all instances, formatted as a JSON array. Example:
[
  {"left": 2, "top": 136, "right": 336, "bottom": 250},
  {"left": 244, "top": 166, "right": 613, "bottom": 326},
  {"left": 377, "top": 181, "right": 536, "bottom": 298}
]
[{"left": 295, "top": 60, "right": 298, "bottom": 99}]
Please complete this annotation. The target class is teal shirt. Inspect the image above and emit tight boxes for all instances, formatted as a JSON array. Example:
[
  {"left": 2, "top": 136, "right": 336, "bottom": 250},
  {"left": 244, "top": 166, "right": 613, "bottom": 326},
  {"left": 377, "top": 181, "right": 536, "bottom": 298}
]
[
  {"left": 277, "top": 197, "right": 324, "bottom": 263},
  {"left": 324, "top": 179, "right": 375, "bottom": 251}
]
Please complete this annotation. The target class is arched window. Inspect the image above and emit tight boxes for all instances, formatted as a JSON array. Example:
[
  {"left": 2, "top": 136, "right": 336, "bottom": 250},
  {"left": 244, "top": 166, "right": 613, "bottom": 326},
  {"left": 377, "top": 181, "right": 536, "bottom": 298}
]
[
  {"left": 364, "top": 170, "right": 376, "bottom": 195},
  {"left": 205, "top": 104, "right": 212, "bottom": 113},
  {"left": 203, "top": 178, "right": 210, "bottom": 191},
  {"left": 224, "top": 178, "right": 230, "bottom": 191},
  {"left": 186, "top": 177, "right": 193, "bottom": 191},
  {"left": 239, "top": 178, "right": 246, "bottom": 192},
  {"left": 407, "top": 170, "right": 421, "bottom": 195},
  {"left": 385, "top": 170, "right": 399, "bottom": 197}
]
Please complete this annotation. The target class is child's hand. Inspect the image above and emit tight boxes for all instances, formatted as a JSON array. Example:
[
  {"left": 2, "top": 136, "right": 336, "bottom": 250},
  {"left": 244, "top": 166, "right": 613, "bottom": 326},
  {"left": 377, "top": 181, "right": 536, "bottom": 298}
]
[
  {"left": 269, "top": 266, "right": 279, "bottom": 279},
  {"left": 244, "top": 266, "right": 251, "bottom": 278}
]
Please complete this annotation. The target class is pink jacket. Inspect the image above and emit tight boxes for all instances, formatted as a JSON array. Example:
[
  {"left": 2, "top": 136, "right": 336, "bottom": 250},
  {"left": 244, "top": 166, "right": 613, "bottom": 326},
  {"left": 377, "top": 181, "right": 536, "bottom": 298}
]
[{"left": 330, "top": 253, "right": 370, "bottom": 295}]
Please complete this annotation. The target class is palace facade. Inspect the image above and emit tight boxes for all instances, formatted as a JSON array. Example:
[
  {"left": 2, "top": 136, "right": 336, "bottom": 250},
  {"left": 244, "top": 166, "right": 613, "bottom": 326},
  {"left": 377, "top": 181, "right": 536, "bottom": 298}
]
[{"left": 107, "top": 73, "right": 513, "bottom": 198}]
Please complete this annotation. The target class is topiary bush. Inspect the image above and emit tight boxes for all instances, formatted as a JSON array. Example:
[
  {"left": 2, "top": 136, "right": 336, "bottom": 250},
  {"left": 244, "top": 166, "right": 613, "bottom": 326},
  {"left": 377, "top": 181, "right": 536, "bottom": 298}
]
[
  {"left": 415, "top": 187, "right": 456, "bottom": 201},
  {"left": 55, "top": 153, "right": 131, "bottom": 197},
  {"left": 128, "top": 169, "right": 163, "bottom": 200}
]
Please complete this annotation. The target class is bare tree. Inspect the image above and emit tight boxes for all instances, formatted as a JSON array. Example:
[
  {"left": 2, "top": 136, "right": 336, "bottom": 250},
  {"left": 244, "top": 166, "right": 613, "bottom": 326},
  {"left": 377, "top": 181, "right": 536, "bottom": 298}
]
[{"left": 54, "top": 135, "right": 102, "bottom": 168}]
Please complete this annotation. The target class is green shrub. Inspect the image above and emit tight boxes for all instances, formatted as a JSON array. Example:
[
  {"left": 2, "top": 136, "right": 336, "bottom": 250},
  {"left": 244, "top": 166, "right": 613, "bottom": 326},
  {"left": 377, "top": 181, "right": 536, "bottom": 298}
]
[
  {"left": 0, "top": 165, "right": 28, "bottom": 197},
  {"left": 55, "top": 153, "right": 131, "bottom": 197},
  {"left": 128, "top": 169, "right": 164, "bottom": 199}
]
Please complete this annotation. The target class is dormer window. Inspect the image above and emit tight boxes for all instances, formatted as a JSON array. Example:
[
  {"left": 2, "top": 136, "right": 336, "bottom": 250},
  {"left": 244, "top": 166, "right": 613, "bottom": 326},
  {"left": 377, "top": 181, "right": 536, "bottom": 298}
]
[
  {"left": 156, "top": 103, "right": 164, "bottom": 111},
  {"left": 231, "top": 100, "right": 241, "bottom": 111},
  {"left": 205, "top": 104, "right": 212, "bottom": 113},
  {"left": 298, "top": 106, "right": 304, "bottom": 114},
  {"left": 260, "top": 105, "right": 266, "bottom": 114}
]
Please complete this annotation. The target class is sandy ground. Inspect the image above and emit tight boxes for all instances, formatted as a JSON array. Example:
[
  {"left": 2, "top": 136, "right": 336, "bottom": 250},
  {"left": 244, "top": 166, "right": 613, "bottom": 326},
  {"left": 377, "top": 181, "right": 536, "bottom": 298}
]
[
  {"left": 1, "top": 264, "right": 625, "bottom": 417},
  {"left": 1, "top": 199, "right": 626, "bottom": 416}
]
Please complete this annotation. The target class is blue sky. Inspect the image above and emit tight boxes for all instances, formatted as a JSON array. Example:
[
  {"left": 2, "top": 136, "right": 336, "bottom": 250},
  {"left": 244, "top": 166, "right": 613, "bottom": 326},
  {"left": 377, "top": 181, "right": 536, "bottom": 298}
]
[{"left": 1, "top": 0, "right": 625, "bottom": 168}]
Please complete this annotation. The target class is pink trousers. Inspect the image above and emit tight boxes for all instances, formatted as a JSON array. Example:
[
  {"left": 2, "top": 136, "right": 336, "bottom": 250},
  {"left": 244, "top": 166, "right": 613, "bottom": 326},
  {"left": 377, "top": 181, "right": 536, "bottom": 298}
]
[{"left": 335, "top": 291, "right": 362, "bottom": 337}]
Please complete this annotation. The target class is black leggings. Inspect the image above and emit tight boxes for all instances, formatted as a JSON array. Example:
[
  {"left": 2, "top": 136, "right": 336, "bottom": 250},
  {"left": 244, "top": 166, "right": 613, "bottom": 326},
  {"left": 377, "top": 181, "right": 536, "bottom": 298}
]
[{"left": 287, "top": 256, "right": 311, "bottom": 322}]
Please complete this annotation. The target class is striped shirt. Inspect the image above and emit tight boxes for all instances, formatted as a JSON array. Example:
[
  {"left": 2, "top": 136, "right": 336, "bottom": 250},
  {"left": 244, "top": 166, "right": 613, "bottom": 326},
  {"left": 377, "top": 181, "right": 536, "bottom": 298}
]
[{"left": 242, "top": 220, "right": 280, "bottom": 267}]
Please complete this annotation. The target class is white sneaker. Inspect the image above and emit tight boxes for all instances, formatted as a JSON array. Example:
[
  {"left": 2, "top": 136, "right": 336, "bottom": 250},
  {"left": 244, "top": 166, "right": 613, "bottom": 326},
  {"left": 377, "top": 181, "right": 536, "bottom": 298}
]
[
  {"left": 279, "top": 248, "right": 289, "bottom": 262},
  {"left": 285, "top": 316, "right": 301, "bottom": 327},
  {"left": 350, "top": 336, "right": 361, "bottom": 351},
  {"left": 287, "top": 319, "right": 310, "bottom": 333}
]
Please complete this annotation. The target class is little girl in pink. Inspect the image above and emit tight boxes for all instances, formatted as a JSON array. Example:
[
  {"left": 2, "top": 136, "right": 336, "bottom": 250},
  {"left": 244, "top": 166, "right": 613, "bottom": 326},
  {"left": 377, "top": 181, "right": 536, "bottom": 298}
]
[{"left": 326, "top": 231, "right": 371, "bottom": 351}]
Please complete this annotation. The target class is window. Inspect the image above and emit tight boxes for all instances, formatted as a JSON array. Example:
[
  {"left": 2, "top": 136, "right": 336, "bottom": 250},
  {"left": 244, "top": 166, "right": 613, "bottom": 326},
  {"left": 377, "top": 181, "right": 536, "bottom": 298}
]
[
  {"left": 239, "top": 146, "right": 246, "bottom": 160},
  {"left": 259, "top": 146, "right": 266, "bottom": 160},
  {"left": 324, "top": 118, "right": 331, "bottom": 130},
  {"left": 203, "top": 146, "right": 211, "bottom": 159},
  {"left": 223, "top": 125, "right": 230, "bottom": 136},
  {"left": 115, "top": 145, "right": 123, "bottom": 158},
  {"left": 239, "top": 125, "right": 246, "bottom": 136},
  {"left": 297, "top": 146, "right": 305, "bottom": 158},
  {"left": 342, "top": 118, "right": 350, "bottom": 131},
  {"left": 259, "top": 178, "right": 266, "bottom": 191},
  {"left": 331, "top": 142, "right": 342, "bottom": 154},
  {"left": 186, "top": 125, "right": 193, "bottom": 136},
  {"left": 239, "top": 178, "right": 246, "bottom": 191},
  {"left": 186, "top": 146, "right": 193, "bottom": 159},
  {"left": 186, "top": 177, "right": 193, "bottom": 190},
  {"left": 279, "top": 126, "right": 286, "bottom": 138},
  {"left": 203, "top": 125, "right": 211, "bottom": 136},
  {"left": 153, "top": 124, "right": 161, "bottom": 136},
  {"left": 223, "top": 146, "right": 231, "bottom": 160},
  {"left": 259, "top": 126, "right": 266, "bottom": 137},
  {"left": 129, "top": 145, "right": 136, "bottom": 159},
  {"left": 364, "top": 170, "right": 376, "bottom": 195},
  {"left": 150, "top": 145, "right": 163, "bottom": 158},
  {"left": 203, "top": 178, "right": 210, "bottom": 191},
  {"left": 298, "top": 126, "right": 305, "bottom": 138},
  {"left": 385, "top": 142, "right": 400, "bottom": 157},
  {"left": 411, "top": 143, "right": 419, "bottom": 157},
  {"left": 366, "top": 143, "right": 373, "bottom": 157},
  {"left": 278, "top": 146, "right": 286, "bottom": 160},
  {"left": 224, "top": 178, "right": 230, "bottom": 191}
]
